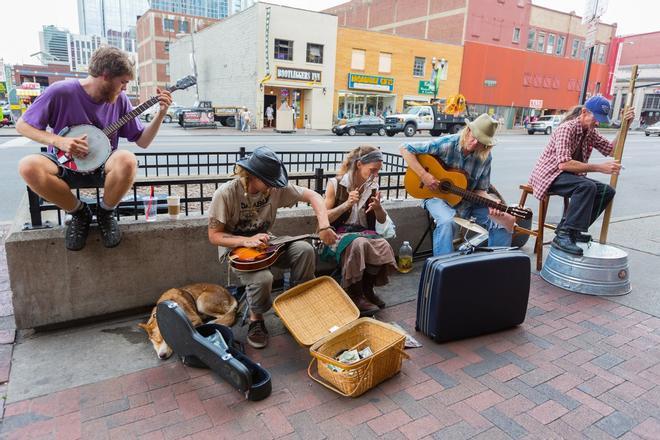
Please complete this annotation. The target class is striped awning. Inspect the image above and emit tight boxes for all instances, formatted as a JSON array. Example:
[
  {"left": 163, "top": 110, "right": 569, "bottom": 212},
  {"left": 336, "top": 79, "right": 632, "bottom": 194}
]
[{"left": 16, "top": 89, "right": 40, "bottom": 97}]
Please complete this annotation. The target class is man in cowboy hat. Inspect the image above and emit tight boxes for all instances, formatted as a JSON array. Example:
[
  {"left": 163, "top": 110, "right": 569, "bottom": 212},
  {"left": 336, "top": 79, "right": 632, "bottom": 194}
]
[
  {"left": 400, "top": 113, "right": 514, "bottom": 256},
  {"left": 208, "top": 146, "right": 338, "bottom": 348},
  {"left": 529, "top": 96, "right": 635, "bottom": 256}
]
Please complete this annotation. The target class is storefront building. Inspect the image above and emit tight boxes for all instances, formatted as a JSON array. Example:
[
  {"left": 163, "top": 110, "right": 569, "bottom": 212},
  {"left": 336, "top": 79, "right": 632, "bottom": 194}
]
[
  {"left": 334, "top": 27, "right": 463, "bottom": 121},
  {"left": 169, "top": 3, "right": 337, "bottom": 129}
]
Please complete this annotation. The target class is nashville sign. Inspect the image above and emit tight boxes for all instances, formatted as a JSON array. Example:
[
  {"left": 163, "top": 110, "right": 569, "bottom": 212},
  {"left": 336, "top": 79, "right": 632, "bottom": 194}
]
[{"left": 276, "top": 67, "right": 322, "bottom": 82}]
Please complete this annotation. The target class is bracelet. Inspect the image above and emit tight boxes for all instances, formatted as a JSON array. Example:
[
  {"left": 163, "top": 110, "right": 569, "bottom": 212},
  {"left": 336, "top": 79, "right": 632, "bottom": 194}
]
[{"left": 318, "top": 226, "right": 335, "bottom": 232}]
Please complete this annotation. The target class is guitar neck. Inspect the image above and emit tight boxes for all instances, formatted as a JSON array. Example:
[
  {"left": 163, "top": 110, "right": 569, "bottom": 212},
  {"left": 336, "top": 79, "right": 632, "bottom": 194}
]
[
  {"left": 448, "top": 185, "right": 510, "bottom": 213},
  {"left": 102, "top": 96, "right": 160, "bottom": 137}
]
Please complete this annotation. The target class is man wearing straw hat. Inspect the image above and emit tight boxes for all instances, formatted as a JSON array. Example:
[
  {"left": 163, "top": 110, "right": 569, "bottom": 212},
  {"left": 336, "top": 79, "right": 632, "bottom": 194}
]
[
  {"left": 16, "top": 46, "right": 172, "bottom": 251},
  {"left": 400, "top": 114, "right": 514, "bottom": 256},
  {"left": 208, "top": 146, "right": 338, "bottom": 349},
  {"left": 529, "top": 96, "right": 635, "bottom": 256}
]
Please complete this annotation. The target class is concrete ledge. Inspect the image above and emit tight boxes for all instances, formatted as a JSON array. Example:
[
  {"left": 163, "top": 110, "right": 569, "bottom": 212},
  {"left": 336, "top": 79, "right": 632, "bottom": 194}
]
[{"left": 6, "top": 198, "right": 430, "bottom": 329}]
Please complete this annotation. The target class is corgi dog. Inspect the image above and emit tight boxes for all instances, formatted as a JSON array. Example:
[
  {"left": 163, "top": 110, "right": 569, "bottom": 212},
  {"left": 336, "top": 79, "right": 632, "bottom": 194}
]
[{"left": 139, "top": 283, "right": 237, "bottom": 359}]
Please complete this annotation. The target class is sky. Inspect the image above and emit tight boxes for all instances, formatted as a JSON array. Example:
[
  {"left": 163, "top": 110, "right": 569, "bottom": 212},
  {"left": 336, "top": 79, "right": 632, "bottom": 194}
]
[{"left": 0, "top": 0, "right": 657, "bottom": 65}]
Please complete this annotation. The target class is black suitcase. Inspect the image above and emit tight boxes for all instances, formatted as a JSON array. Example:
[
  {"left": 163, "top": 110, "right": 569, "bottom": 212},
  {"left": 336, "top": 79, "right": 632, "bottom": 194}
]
[
  {"left": 156, "top": 300, "right": 272, "bottom": 401},
  {"left": 416, "top": 248, "right": 530, "bottom": 342}
]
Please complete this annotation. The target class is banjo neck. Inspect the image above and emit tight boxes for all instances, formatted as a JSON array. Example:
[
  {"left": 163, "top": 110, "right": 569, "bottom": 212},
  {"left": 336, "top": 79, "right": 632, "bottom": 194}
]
[{"left": 102, "top": 95, "right": 160, "bottom": 137}]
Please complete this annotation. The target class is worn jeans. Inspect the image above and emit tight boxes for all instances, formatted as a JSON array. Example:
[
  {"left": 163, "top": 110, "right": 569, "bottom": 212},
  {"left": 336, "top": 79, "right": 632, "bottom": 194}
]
[
  {"left": 548, "top": 172, "right": 615, "bottom": 232},
  {"left": 230, "top": 240, "right": 315, "bottom": 314},
  {"left": 423, "top": 198, "right": 512, "bottom": 256}
]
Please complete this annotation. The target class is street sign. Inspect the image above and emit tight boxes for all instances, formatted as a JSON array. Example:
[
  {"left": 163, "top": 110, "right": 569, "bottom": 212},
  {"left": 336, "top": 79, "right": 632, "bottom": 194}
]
[
  {"left": 585, "top": 20, "right": 598, "bottom": 49},
  {"left": 582, "top": 0, "right": 608, "bottom": 24}
]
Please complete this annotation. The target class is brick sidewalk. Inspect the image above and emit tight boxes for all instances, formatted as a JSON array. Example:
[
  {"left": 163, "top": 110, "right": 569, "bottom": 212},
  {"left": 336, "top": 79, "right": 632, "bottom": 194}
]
[{"left": 1, "top": 256, "right": 659, "bottom": 440}]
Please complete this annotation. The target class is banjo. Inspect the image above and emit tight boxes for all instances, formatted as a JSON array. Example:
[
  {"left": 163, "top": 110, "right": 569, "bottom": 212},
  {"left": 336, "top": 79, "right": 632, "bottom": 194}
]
[{"left": 55, "top": 75, "right": 197, "bottom": 173}]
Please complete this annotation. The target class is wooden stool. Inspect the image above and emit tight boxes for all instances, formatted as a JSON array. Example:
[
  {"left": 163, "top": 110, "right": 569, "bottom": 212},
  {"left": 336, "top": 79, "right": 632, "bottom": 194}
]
[{"left": 515, "top": 184, "right": 569, "bottom": 271}]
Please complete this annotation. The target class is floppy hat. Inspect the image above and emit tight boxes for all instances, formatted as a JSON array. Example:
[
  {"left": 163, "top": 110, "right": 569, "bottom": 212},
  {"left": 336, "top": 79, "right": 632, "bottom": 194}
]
[
  {"left": 236, "top": 146, "right": 288, "bottom": 188},
  {"left": 584, "top": 95, "right": 611, "bottom": 124},
  {"left": 464, "top": 113, "right": 499, "bottom": 147}
]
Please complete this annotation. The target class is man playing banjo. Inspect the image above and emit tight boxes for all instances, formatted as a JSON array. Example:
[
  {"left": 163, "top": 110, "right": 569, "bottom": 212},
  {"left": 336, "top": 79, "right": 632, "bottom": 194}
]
[{"left": 16, "top": 46, "right": 172, "bottom": 251}]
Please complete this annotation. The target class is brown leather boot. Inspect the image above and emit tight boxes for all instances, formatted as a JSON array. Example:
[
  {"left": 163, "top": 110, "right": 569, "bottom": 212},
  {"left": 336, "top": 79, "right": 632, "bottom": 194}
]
[
  {"left": 362, "top": 273, "right": 386, "bottom": 309},
  {"left": 347, "top": 283, "right": 379, "bottom": 316}
]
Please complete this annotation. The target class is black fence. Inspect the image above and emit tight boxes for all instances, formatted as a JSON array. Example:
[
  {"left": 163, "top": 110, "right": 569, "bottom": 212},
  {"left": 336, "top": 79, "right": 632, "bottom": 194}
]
[{"left": 25, "top": 148, "right": 410, "bottom": 229}]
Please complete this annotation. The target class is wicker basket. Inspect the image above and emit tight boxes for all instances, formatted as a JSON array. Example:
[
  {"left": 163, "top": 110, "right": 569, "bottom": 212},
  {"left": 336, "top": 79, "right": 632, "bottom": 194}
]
[{"left": 273, "top": 276, "right": 408, "bottom": 397}]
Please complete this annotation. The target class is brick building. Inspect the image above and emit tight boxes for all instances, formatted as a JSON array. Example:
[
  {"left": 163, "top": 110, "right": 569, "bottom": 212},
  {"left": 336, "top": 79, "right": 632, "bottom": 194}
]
[
  {"left": 136, "top": 10, "right": 218, "bottom": 102},
  {"left": 325, "top": 0, "right": 617, "bottom": 128}
]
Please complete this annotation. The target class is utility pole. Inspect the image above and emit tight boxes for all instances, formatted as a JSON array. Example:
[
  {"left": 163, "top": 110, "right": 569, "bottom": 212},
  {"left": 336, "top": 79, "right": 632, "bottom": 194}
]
[{"left": 580, "top": 0, "right": 607, "bottom": 104}]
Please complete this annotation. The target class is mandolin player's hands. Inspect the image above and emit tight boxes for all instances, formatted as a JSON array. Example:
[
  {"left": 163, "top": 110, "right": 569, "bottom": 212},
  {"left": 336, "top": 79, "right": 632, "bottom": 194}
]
[
  {"left": 56, "top": 134, "right": 88, "bottom": 158},
  {"left": 319, "top": 228, "right": 338, "bottom": 246},
  {"left": 243, "top": 233, "right": 270, "bottom": 248}
]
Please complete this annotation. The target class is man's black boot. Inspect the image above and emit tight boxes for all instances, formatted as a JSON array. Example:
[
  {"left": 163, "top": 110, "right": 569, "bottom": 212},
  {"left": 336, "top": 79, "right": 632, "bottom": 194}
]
[
  {"left": 97, "top": 206, "right": 122, "bottom": 248},
  {"left": 551, "top": 230, "right": 583, "bottom": 256},
  {"left": 65, "top": 203, "right": 93, "bottom": 251}
]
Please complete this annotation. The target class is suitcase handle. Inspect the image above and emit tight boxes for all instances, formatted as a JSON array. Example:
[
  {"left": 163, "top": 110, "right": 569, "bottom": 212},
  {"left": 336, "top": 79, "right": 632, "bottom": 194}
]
[{"left": 307, "top": 356, "right": 374, "bottom": 397}]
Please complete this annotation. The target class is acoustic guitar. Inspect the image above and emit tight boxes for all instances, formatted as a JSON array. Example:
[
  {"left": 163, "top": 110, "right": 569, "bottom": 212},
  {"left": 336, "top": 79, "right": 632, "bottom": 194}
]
[
  {"left": 404, "top": 154, "right": 532, "bottom": 220},
  {"left": 55, "top": 75, "right": 197, "bottom": 173},
  {"left": 229, "top": 234, "right": 319, "bottom": 272}
]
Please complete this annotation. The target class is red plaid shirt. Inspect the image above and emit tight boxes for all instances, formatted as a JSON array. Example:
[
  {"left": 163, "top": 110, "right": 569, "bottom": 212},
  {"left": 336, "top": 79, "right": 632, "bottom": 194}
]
[{"left": 529, "top": 118, "right": 614, "bottom": 199}]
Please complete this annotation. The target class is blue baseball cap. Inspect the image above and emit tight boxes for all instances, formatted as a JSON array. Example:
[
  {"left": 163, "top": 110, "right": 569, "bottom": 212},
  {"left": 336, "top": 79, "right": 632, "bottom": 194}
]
[{"left": 584, "top": 96, "right": 611, "bottom": 124}]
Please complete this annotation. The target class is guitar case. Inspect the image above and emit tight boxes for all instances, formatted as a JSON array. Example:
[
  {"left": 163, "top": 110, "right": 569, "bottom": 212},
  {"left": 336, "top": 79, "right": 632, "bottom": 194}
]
[
  {"left": 416, "top": 247, "right": 530, "bottom": 342},
  {"left": 156, "top": 300, "right": 272, "bottom": 401}
]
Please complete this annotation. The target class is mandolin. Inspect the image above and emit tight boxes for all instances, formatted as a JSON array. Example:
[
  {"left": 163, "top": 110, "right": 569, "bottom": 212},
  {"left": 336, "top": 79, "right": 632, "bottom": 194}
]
[
  {"left": 404, "top": 154, "right": 532, "bottom": 220},
  {"left": 229, "top": 234, "right": 319, "bottom": 272}
]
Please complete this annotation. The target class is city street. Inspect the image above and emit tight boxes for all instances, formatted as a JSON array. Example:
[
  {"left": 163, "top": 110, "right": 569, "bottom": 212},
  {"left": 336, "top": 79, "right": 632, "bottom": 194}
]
[{"left": 1, "top": 125, "right": 659, "bottom": 224}]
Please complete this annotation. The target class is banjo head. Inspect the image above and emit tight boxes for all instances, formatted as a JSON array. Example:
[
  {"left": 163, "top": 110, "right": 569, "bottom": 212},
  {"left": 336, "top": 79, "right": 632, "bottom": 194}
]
[{"left": 65, "top": 125, "right": 112, "bottom": 173}]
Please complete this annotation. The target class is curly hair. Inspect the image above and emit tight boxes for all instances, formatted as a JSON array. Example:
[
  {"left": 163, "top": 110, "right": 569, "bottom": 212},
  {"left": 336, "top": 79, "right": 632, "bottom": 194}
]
[
  {"left": 88, "top": 46, "right": 135, "bottom": 79},
  {"left": 336, "top": 145, "right": 381, "bottom": 182}
]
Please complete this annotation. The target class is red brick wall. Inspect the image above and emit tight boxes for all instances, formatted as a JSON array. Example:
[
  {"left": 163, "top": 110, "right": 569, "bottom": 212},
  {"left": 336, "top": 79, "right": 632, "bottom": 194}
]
[
  {"left": 396, "top": 0, "right": 430, "bottom": 22},
  {"left": 465, "top": 0, "right": 530, "bottom": 49},
  {"left": 394, "top": 21, "right": 426, "bottom": 40},
  {"left": 369, "top": 0, "right": 396, "bottom": 27},
  {"left": 619, "top": 31, "right": 660, "bottom": 66},
  {"left": 427, "top": 17, "right": 465, "bottom": 45},
  {"left": 429, "top": 0, "right": 466, "bottom": 14}
]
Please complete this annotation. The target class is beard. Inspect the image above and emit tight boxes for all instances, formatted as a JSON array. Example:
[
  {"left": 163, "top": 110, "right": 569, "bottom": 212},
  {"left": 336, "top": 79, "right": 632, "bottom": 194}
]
[{"left": 99, "top": 82, "right": 120, "bottom": 103}]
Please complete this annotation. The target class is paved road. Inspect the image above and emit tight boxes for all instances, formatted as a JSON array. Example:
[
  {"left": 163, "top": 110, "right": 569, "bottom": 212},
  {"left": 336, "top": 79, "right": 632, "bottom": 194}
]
[{"left": 1, "top": 125, "right": 658, "bottom": 223}]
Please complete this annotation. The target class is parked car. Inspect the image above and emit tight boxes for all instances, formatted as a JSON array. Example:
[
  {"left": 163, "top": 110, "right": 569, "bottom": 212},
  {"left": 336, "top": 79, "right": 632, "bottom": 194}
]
[
  {"left": 332, "top": 116, "right": 385, "bottom": 136},
  {"left": 645, "top": 121, "right": 660, "bottom": 136},
  {"left": 142, "top": 103, "right": 184, "bottom": 123},
  {"left": 527, "top": 115, "right": 562, "bottom": 135}
]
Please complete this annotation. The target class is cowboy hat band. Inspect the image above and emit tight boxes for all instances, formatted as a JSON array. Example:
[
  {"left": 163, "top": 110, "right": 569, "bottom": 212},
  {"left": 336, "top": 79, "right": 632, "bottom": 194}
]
[{"left": 236, "top": 146, "right": 289, "bottom": 188}]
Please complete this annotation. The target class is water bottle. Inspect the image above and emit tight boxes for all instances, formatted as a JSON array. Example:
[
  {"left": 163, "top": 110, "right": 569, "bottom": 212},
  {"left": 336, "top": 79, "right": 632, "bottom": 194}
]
[{"left": 397, "top": 241, "right": 413, "bottom": 273}]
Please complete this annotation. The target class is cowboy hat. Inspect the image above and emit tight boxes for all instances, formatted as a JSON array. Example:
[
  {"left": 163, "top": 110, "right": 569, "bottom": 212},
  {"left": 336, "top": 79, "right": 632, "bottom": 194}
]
[
  {"left": 236, "top": 146, "right": 288, "bottom": 188},
  {"left": 464, "top": 113, "right": 499, "bottom": 147}
]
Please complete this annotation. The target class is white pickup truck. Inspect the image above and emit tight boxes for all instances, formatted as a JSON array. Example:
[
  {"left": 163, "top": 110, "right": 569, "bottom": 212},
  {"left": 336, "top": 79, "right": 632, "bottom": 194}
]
[{"left": 384, "top": 105, "right": 467, "bottom": 137}]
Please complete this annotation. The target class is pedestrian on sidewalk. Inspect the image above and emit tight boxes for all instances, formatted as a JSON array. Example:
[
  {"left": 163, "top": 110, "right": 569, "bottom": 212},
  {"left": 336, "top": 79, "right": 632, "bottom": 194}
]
[
  {"left": 207, "top": 147, "right": 337, "bottom": 348},
  {"left": 16, "top": 46, "right": 172, "bottom": 251},
  {"left": 528, "top": 96, "right": 635, "bottom": 256},
  {"left": 265, "top": 104, "right": 274, "bottom": 127}
]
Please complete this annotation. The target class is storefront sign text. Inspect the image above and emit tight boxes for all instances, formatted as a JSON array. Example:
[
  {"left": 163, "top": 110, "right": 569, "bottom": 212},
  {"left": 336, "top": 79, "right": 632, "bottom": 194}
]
[
  {"left": 21, "top": 82, "right": 40, "bottom": 89},
  {"left": 348, "top": 73, "right": 394, "bottom": 92},
  {"left": 418, "top": 81, "right": 434, "bottom": 95},
  {"left": 529, "top": 99, "right": 544, "bottom": 109},
  {"left": 276, "top": 67, "right": 321, "bottom": 82}
]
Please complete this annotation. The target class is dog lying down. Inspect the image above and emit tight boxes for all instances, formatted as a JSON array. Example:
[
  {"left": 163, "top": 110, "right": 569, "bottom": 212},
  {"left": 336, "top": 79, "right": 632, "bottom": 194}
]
[{"left": 139, "top": 283, "right": 238, "bottom": 359}]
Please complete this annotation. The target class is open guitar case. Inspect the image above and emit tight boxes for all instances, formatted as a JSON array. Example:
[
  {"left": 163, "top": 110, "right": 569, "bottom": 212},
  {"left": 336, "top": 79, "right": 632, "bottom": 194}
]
[{"left": 156, "top": 300, "right": 272, "bottom": 401}]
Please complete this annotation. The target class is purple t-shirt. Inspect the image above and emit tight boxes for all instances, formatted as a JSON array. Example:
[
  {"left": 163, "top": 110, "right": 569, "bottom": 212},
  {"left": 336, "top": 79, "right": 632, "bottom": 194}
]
[{"left": 21, "top": 79, "right": 144, "bottom": 153}]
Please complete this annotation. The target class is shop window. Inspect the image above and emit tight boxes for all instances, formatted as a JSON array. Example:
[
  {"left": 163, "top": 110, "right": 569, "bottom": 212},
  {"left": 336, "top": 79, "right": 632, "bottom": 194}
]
[
  {"left": 546, "top": 34, "right": 555, "bottom": 54},
  {"left": 512, "top": 27, "right": 521, "bottom": 43},
  {"left": 179, "top": 20, "right": 189, "bottom": 34},
  {"left": 379, "top": 52, "right": 391, "bottom": 73},
  {"left": 413, "top": 56, "right": 425, "bottom": 77},
  {"left": 643, "top": 94, "right": 660, "bottom": 110},
  {"left": 351, "top": 49, "right": 365, "bottom": 70},
  {"left": 536, "top": 33, "right": 545, "bottom": 52},
  {"left": 306, "top": 43, "right": 323, "bottom": 64},
  {"left": 556, "top": 35, "right": 566, "bottom": 56},
  {"left": 527, "top": 29, "right": 536, "bottom": 50},
  {"left": 571, "top": 39, "right": 580, "bottom": 58},
  {"left": 163, "top": 18, "right": 175, "bottom": 32},
  {"left": 275, "top": 39, "right": 294, "bottom": 61}
]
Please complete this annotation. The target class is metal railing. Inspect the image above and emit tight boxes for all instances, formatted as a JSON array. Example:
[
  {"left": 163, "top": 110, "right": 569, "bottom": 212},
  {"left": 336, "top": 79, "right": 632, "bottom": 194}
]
[{"left": 25, "top": 148, "right": 410, "bottom": 229}]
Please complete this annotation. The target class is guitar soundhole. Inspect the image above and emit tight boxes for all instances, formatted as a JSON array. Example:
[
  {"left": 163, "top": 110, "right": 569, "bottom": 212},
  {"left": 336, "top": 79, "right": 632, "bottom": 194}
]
[{"left": 439, "top": 180, "right": 451, "bottom": 192}]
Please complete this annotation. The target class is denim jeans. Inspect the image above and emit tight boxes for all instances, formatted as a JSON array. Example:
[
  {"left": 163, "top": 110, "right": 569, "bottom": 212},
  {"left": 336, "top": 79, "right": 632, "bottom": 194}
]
[{"left": 423, "top": 198, "right": 512, "bottom": 256}]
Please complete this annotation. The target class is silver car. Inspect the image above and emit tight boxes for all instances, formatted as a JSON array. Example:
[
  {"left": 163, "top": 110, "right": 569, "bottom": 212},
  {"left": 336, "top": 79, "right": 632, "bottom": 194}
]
[{"left": 644, "top": 121, "right": 660, "bottom": 136}]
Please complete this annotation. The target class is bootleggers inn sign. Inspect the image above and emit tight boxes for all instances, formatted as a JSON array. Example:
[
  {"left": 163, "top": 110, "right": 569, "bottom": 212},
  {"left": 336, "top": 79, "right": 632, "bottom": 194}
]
[{"left": 276, "top": 67, "right": 321, "bottom": 83}]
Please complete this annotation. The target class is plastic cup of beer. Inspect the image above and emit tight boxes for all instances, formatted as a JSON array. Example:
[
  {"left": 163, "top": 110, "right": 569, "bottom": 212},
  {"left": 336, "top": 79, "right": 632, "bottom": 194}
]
[
  {"left": 167, "top": 195, "right": 181, "bottom": 220},
  {"left": 142, "top": 196, "right": 157, "bottom": 222}
]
